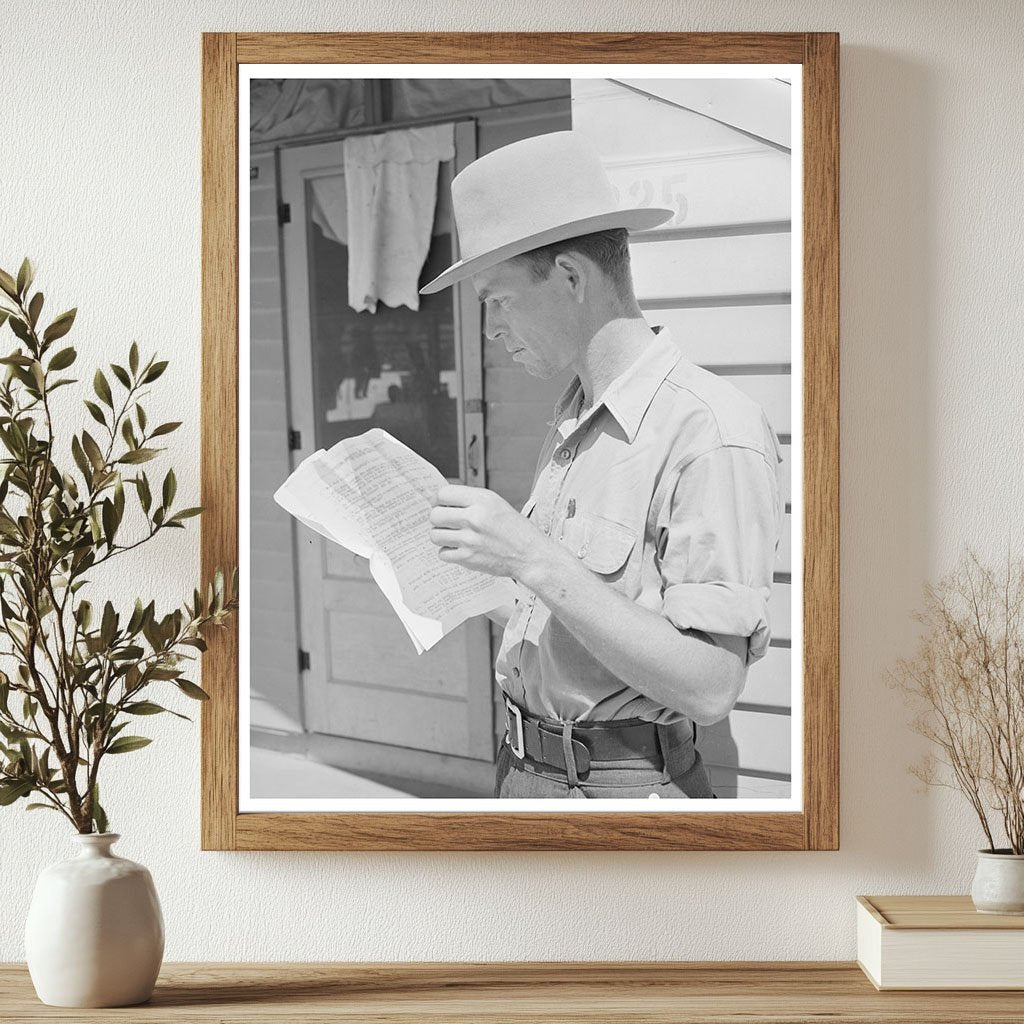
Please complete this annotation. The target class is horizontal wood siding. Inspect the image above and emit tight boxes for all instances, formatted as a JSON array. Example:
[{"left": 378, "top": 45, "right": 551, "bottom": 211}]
[
  {"left": 571, "top": 78, "right": 791, "bottom": 231},
  {"left": 739, "top": 647, "right": 792, "bottom": 711},
  {"left": 572, "top": 78, "right": 797, "bottom": 791},
  {"left": 630, "top": 232, "right": 791, "bottom": 303},
  {"left": 650, "top": 304, "right": 790, "bottom": 366},
  {"left": 698, "top": 707, "right": 792, "bottom": 777},
  {"left": 707, "top": 767, "right": 791, "bottom": 799}
]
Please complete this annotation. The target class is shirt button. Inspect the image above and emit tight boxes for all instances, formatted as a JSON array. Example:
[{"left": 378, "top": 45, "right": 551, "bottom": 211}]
[
  {"left": 512, "top": 667, "right": 521, "bottom": 678},
  {"left": 559, "top": 448, "right": 572, "bottom": 462}
]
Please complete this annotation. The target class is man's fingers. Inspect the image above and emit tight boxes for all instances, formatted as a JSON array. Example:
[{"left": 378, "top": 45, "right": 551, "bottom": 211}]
[
  {"left": 428, "top": 505, "right": 465, "bottom": 529},
  {"left": 437, "top": 544, "right": 468, "bottom": 563},
  {"left": 429, "top": 527, "right": 467, "bottom": 548},
  {"left": 434, "top": 483, "right": 480, "bottom": 507}
]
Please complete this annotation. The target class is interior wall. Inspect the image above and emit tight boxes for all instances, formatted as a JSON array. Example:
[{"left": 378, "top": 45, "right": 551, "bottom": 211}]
[{"left": 1, "top": 0, "right": 1022, "bottom": 962}]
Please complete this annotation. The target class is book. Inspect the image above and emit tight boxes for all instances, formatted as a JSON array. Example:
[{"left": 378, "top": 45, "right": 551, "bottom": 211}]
[
  {"left": 856, "top": 895, "right": 1024, "bottom": 990},
  {"left": 273, "top": 428, "right": 516, "bottom": 654}
]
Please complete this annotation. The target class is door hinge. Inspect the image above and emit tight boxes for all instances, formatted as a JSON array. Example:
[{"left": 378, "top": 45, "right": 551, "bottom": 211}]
[
  {"left": 288, "top": 428, "right": 302, "bottom": 451},
  {"left": 278, "top": 202, "right": 291, "bottom": 225},
  {"left": 298, "top": 648, "right": 310, "bottom": 672}
]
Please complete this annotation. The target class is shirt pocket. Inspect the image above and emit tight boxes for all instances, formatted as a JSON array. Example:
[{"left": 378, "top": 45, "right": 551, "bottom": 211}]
[{"left": 563, "top": 511, "right": 637, "bottom": 575}]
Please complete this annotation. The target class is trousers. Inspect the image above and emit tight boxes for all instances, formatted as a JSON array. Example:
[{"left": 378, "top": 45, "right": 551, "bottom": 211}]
[{"left": 493, "top": 719, "right": 716, "bottom": 799}]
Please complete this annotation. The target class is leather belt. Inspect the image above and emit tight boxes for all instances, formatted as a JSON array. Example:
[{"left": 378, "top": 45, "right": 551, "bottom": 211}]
[{"left": 503, "top": 695, "right": 669, "bottom": 779}]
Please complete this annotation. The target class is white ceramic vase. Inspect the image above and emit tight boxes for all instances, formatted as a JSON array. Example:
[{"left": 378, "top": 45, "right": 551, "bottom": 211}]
[
  {"left": 970, "top": 849, "right": 1024, "bottom": 915},
  {"left": 24, "top": 832, "right": 164, "bottom": 1007}
]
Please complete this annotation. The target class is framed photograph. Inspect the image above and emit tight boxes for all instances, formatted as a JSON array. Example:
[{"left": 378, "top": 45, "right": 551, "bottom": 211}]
[{"left": 201, "top": 32, "right": 838, "bottom": 850}]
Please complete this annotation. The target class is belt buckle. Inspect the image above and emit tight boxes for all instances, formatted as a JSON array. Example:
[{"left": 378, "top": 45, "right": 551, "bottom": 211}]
[{"left": 504, "top": 697, "right": 525, "bottom": 760}]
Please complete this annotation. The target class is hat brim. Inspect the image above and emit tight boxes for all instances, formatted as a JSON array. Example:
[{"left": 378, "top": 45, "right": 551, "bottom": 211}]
[{"left": 418, "top": 206, "right": 674, "bottom": 295}]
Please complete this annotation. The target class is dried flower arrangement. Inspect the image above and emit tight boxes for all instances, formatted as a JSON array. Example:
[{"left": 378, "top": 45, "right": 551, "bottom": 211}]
[{"left": 893, "top": 550, "right": 1023, "bottom": 854}]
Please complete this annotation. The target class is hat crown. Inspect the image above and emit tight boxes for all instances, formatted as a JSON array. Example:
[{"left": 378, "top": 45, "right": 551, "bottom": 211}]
[
  {"left": 418, "top": 131, "right": 673, "bottom": 294},
  {"left": 451, "top": 131, "right": 621, "bottom": 262}
]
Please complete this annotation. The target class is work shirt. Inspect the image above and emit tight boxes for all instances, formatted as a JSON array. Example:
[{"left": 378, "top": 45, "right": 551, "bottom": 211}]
[{"left": 494, "top": 323, "right": 784, "bottom": 726}]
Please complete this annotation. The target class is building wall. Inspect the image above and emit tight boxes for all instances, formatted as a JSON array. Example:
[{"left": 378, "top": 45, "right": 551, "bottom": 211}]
[
  {"left": 2, "top": 0, "right": 1022, "bottom": 963},
  {"left": 247, "top": 90, "right": 571, "bottom": 765},
  {"left": 249, "top": 148, "right": 303, "bottom": 725},
  {"left": 572, "top": 77, "right": 794, "bottom": 795}
]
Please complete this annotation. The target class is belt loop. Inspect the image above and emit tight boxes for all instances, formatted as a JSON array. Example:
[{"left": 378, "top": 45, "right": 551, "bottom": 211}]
[
  {"left": 655, "top": 723, "right": 673, "bottom": 783},
  {"left": 561, "top": 721, "right": 581, "bottom": 789}
]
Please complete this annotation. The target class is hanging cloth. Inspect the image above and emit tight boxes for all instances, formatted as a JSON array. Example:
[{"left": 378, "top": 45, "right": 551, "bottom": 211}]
[
  {"left": 309, "top": 174, "right": 348, "bottom": 246},
  {"left": 342, "top": 123, "right": 455, "bottom": 314}
]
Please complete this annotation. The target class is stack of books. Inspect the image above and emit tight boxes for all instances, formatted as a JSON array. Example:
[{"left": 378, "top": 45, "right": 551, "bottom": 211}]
[{"left": 857, "top": 895, "right": 1024, "bottom": 990}]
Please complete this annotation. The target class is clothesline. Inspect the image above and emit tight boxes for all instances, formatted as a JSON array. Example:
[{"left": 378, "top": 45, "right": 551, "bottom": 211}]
[{"left": 251, "top": 113, "right": 476, "bottom": 154}]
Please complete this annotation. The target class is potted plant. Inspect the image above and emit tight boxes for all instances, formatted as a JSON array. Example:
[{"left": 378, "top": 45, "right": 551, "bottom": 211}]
[
  {"left": 0, "top": 258, "right": 238, "bottom": 1005},
  {"left": 893, "top": 550, "right": 1024, "bottom": 913}
]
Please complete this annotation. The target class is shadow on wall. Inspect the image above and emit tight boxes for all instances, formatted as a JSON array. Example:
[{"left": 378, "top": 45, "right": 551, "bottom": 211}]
[
  {"left": 705, "top": 49, "right": 939, "bottom": 826},
  {"left": 838, "top": 48, "right": 935, "bottom": 867}
]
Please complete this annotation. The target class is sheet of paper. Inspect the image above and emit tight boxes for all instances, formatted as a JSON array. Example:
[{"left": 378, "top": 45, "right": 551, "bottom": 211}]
[
  {"left": 273, "top": 429, "right": 515, "bottom": 652},
  {"left": 273, "top": 462, "right": 373, "bottom": 558}
]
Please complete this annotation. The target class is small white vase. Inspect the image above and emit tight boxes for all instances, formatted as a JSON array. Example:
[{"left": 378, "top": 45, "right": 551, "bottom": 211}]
[
  {"left": 24, "top": 832, "right": 164, "bottom": 1007},
  {"left": 970, "top": 849, "right": 1024, "bottom": 915}
]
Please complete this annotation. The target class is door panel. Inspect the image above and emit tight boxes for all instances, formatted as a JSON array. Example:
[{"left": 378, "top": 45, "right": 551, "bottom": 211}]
[
  {"left": 280, "top": 124, "right": 495, "bottom": 768},
  {"left": 324, "top": 685, "right": 472, "bottom": 756}
]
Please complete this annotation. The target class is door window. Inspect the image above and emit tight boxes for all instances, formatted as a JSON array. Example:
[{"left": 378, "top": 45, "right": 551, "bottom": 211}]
[{"left": 305, "top": 165, "right": 461, "bottom": 478}]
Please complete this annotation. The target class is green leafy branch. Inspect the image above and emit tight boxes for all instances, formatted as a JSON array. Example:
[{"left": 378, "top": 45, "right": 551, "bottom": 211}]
[{"left": 0, "top": 258, "right": 238, "bottom": 833}]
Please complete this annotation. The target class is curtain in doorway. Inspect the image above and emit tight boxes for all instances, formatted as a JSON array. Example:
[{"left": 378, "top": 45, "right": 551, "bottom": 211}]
[{"left": 342, "top": 124, "right": 455, "bottom": 314}]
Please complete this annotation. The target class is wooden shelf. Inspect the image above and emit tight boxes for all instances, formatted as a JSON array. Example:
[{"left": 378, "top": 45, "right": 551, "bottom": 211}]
[{"left": 3, "top": 962, "right": 1024, "bottom": 1022}]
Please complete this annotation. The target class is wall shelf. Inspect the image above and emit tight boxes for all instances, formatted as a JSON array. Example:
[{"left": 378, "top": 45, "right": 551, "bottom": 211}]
[{"left": 2, "top": 961, "right": 1022, "bottom": 1022}]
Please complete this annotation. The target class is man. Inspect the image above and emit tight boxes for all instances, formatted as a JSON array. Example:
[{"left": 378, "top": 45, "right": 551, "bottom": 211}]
[{"left": 419, "top": 131, "right": 783, "bottom": 799}]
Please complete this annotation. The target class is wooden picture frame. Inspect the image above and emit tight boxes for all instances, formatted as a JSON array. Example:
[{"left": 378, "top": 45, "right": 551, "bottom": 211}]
[{"left": 201, "top": 32, "right": 838, "bottom": 851}]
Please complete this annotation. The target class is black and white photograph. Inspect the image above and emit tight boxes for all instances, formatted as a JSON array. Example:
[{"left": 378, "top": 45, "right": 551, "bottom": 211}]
[{"left": 241, "top": 66, "right": 801, "bottom": 809}]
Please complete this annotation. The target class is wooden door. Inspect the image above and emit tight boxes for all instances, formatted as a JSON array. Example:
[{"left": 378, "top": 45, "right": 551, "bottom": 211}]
[{"left": 279, "top": 124, "right": 496, "bottom": 785}]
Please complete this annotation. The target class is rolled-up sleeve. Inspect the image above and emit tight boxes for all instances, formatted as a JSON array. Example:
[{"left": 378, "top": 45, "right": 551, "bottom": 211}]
[{"left": 657, "top": 443, "right": 782, "bottom": 664}]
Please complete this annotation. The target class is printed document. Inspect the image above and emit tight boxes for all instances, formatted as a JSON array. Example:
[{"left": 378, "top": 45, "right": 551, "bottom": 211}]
[{"left": 273, "top": 429, "right": 515, "bottom": 653}]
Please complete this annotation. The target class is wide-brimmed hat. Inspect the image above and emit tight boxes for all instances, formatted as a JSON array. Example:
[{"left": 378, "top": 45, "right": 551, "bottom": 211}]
[{"left": 419, "top": 131, "right": 674, "bottom": 294}]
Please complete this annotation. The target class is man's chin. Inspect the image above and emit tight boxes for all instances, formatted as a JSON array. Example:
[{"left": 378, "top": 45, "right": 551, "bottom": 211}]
[{"left": 520, "top": 361, "right": 558, "bottom": 380}]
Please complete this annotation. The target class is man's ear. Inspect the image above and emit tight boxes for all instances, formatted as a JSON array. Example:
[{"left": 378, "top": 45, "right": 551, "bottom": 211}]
[{"left": 552, "top": 252, "right": 588, "bottom": 304}]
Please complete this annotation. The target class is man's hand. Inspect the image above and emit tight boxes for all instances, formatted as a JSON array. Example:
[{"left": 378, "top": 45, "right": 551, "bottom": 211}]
[
  {"left": 429, "top": 485, "right": 747, "bottom": 724},
  {"left": 428, "top": 484, "right": 548, "bottom": 580}
]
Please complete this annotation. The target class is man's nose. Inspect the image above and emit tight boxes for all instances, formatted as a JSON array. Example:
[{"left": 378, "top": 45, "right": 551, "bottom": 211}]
[{"left": 483, "top": 306, "right": 505, "bottom": 342}]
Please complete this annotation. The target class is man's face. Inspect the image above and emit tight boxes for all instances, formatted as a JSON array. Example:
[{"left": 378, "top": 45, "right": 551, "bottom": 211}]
[{"left": 471, "top": 259, "right": 579, "bottom": 379}]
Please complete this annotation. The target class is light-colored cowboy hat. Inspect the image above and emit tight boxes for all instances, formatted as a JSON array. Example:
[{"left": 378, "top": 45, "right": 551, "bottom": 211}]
[{"left": 419, "top": 130, "right": 674, "bottom": 294}]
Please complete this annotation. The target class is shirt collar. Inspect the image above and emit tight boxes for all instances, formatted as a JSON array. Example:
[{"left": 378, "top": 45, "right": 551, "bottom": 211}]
[{"left": 550, "top": 323, "right": 682, "bottom": 444}]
